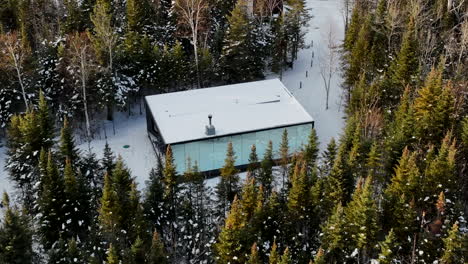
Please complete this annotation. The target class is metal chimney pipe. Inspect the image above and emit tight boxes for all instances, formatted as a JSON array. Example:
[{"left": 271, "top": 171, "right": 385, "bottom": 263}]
[{"left": 208, "top": 114, "right": 212, "bottom": 126}]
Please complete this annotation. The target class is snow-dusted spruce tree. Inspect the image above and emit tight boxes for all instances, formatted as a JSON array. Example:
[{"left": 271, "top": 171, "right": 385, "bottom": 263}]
[
  {"left": 219, "top": 0, "right": 265, "bottom": 83},
  {"left": 216, "top": 142, "right": 240, "bottom": 215},
  {"left": 283, "top": 0, "right": 309, "bottom": 62},
  {"left": 247, "top": 144, "right": 260, "bottom": 180},
  {"left": 259, "top": 140, "right": 274, "bottom": 195},
  {"left": 6, "top": 91, "right": 55, "bottom": 210},
  {"left": 0, "top": 192, "right": 33, "bottom": 263},
  {"left": 179, "top": 160, "right": 216, "bottom": 263},
  {"left": 143, "top": 157, "right": 165, "bottom": 234},
  {"left": 279, "top": 129, "right": 289, "bottom": 189},
  {"left": 162, "top": 145, "right": 181, "bottom": 260},
  {"left": 99, "top": 157, "right": 143, "bottom": 251},
  {"left": 319, "top": 138, "right": 337, "bottom": 177},
  {"left": 58, "top": 117, "right": 81, "bottom": 166},
  {"left": 62, "top": 158, "right": 92, "bottom": 245},
  {"left": 35, "top": 42, "right": 68, "bottom": 119},
  {"left": 38, "top": 151, "right": 66, "bottom": 250}
]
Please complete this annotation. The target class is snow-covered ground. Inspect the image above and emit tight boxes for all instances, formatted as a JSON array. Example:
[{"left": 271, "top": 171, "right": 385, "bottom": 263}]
[
  {"left": 277, "top": 0, "right": 345, "bottom": 149},
  {"left": 0, "top": 146, "right": 14, "bottom": 196},
  {"left": 0, "top": 0, "right": 345, "bottom": 194}
]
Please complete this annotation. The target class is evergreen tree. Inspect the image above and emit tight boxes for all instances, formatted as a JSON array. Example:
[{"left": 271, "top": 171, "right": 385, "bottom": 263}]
[
  {"left": 247, "top": 243, "right": 261, "bottom": 264},
  {"left": 163, "top": 145, "right": 178, "bottom": 201},
  {"left": 284, "top": 0, "right": 310, "bottom": 61},
  {"left": 378, "top": 229, "right": 399, "bottom": 264},
  {"left": 149, "top": 231, "right": 167, "bottom": 264},
  {"left": 383, "top": 86, "right": 415, "bottom": 177},
  {"left": 67, "top": 237, "right": 84, "bottom": 263},
  {"left": 384, "top": 148, "right": 421, "bottom": 205},
  {"left": 126, "top": 0, "right": 149, "bottom": 33},
  {"left": 413, "top": 68, "right": 454, "bottom": 145},
  {"left": 269, "top": 240, "right": 280, "bottom": 264},
  {"left": 279, "top": 247, "right": 291, "bottom": 264},
  {"left": 6, "top": 98, "right": 55, "bottom": 209},
  {"left": 382, "top": 17, "right": 419, "bottom": 106},
  {"left": 162, "top": 145, "right": 180, "bottom": 258},
  {"left": 130, "top": 236, "right": 146, "bottom": 264},
  {"left": 287, "top": 162, "right": 309, "bottom": 217},
  {"left": 106, "top": 243, "right": 119, "bottom": 264},
  {"left": 0, "top": 192, "right": 33, "bottom": 264},
  {"left": 320, "top": 203, "right": 346, "bottom": 262},
  {"left": 102, "top": 142, "right": 116, "bottom": 176},
  {"left": 59, "top": 117, "right": 80, "bottom": 165},
  {"left": 247, "top": 144, "right": 260, "bottom": 180},
  {"left": 279, "top": 129, "right": 290, "bottom": 189},
  {"left": 38, "top": 151, "right": 66, "bottom": 250},
  {"left": 62, "top": 158, "right": 91, "bottom": 242},
  {"left": 260, "top": 141, "right": 274, "bottom": 194},
  {"left": 37, "top": 90, "right": 55, "bottom": 150},
  {"left": 344, "top": 177, "right": 379, "bottom": 262},
  {"left": 215, "top": 196, "right": 250, "bottom": 264},
  {"left": 440, "top": 223, "right": 465, "bottom": 263},
  {"left": 220, "top": 0, "right": 264, "bottom": 82},
  {"left": 80, "top": 149, "right": 103, "bottom": 198},
  {"left": 313, "top": 248, "right": 326, "bottom": 264},
  {"left": 62, "top": 0, "right": 83, "bottom": 33},
  {"left": 304, "top": 128, "right": 320, "bottom": 172},
  {"left": 99, "top": 156, "right": 137, "bottom": 247},
  {"left": 144, "top": 159, "right": 165, "bottom": 233},
  {"left": 240, "top": 175, "right": 258, "bottom": 221},
  {"left": 421, "top": 133, "right": 457, "bottom": 209},
  {"left": 368, "top": 0, "right": 389, "bottom": 76},
  {"left": 320, "top": 137, "right": 337, "bottom": 177},
  {"left": 128, "top": 182, "right": 147, "bottom": 243},
  {"left": 365, "top": 142, "right": 382, "bottom": 178},
  {"left": 343, "top": 16, "right": 372, "bottom": 95},
  {"left": 99, "top": 172, "right": 119, "bottom": 242},
  {"left": 216, "top": 142, "right": 240, "bottom": 213},
  {"left": 180, "top": 160, "right": 215, "bottom": 263}
]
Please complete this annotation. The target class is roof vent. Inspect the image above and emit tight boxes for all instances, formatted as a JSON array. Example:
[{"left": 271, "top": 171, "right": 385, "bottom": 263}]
[{"left": 205, "top": 114, "right": 216, "bottom": 136}]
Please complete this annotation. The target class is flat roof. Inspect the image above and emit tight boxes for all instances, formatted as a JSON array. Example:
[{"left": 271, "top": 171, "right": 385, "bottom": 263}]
[{"left": 145, "top": 79, "right": 314, "bottom": 144}]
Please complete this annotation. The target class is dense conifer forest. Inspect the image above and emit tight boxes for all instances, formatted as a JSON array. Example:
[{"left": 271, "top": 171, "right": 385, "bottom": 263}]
[{"left": 1, "top": 0, "right": 468, "bottom": 263}]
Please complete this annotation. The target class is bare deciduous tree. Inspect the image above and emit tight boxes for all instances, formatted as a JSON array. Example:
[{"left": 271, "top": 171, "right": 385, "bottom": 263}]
[
  {"left": 385, "top": 1, "right": 403, "bottom": 50},
  {"left": 175, "top": 0, "right": 209, "bottom": 88},
  {"left": 255, "top": 0, "right": 282, "bottom": 23},
  {"left": 319, "top": 20, "right": 339, "bottom": 110},
  {"left": 458, "top": 19, "right": 468, "bottom": 64},
  {"left": 340, "top": 0, "right": 353, "bottom": 29},
  {"left": 68, "top": 32, "right": 95, "bottom": 145},
  {"left": 0, "top": 32, "right": 31, "bottom": 110}
]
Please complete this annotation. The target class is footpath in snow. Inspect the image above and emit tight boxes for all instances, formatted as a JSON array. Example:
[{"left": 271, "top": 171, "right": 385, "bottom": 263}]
[{"left": 0, "top": 0, "right": 345, "bottom": 194}]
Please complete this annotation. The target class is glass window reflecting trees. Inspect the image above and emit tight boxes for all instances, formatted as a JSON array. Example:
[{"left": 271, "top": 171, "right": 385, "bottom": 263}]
[{"left": 171, "top": 123, "right": 313, "bottom": 174}]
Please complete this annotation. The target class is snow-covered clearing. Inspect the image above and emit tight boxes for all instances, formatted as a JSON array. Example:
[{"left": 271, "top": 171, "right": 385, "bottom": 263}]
[{"left": 0, "top": 0, "right": 345, "bottom": 194}]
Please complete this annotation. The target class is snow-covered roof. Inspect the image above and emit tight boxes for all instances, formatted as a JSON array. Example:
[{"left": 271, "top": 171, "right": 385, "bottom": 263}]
[{"left": 145, "top": 79, "right": 314, "bottom": 144}]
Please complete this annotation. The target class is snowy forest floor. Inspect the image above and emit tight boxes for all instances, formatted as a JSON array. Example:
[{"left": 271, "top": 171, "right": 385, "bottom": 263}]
[{"left": 0, "top": 0, "right": 345, "bottom": 195}]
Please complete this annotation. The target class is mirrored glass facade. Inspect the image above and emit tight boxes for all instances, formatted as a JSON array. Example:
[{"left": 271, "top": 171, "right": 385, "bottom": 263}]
[{"left": 171, "top": 123, "right": 313, "bottom": 173}]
